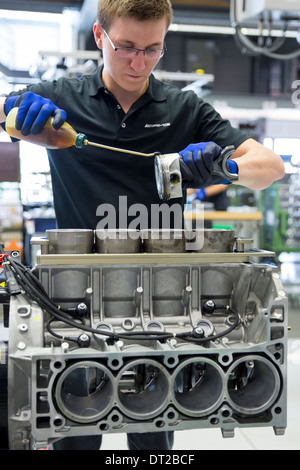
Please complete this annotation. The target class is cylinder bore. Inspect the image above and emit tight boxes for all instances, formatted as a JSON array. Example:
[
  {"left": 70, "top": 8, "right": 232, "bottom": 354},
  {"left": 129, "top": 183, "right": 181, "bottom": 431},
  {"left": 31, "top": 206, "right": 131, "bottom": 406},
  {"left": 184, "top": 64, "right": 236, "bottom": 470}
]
[
  {"left": 171, "top": 358, "right": 224, "bottom": 417},
  {"left": 226, "top": 355, "right": 281, "bottom": 415},
  {"left": 54, "top": 361, "right": 114, "bottom": 423},
  {"left": 116, "top": 359, "right": 170, "bottom": 420}
]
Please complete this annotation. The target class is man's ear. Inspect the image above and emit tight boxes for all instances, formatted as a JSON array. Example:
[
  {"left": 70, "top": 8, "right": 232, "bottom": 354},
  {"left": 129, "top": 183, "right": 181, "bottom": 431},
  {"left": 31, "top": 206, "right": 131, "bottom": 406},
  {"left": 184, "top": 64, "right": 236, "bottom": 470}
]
[{"left": 93, "top": 22, "right": 103, "bottom": 50}]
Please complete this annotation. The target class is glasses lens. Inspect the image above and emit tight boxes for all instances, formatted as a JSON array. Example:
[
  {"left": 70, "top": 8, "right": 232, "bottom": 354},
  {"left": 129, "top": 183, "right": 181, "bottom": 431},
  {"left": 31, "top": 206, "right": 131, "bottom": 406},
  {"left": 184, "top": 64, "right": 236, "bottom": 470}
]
[
  {"left": 115, "top": 47, "right": 164, "bottom": 59},
  {"left": 116, "top": 48, "right": 137, "bottom": 58},
  {"left": 145, "top": 49, "right": 164, "bottom": 59}
]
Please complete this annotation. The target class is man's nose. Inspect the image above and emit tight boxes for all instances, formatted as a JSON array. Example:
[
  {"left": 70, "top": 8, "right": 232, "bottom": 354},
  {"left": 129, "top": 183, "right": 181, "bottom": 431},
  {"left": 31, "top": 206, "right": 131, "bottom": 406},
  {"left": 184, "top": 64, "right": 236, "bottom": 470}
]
[{"left": 130, "top": 50, "right": 146, "bottom": 71}]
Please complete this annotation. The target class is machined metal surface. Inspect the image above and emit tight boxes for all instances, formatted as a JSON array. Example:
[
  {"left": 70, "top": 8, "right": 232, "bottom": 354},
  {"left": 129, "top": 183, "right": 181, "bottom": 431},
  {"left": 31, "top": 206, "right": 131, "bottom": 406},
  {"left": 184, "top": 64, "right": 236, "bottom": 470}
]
[
  {"left": 189, "top": 228, "right": 236, "bottom": 253},
  {"left": 154, "top": 153, "right": 183, "bottom": 200},
  {"left": 95, "top": 229, "right": 141, "bottom": 254},
  {"left": 0, "top": 229, "right": 288, "bottom": 449},
  {"left": 155, "top": 146, "right": 238, "bottom": 201},
  {"left": 46, "top": 229, "right": 94, "bottom": 254},
  {"left": 142, "top": 229, "right": 186, "bottom": 253}
]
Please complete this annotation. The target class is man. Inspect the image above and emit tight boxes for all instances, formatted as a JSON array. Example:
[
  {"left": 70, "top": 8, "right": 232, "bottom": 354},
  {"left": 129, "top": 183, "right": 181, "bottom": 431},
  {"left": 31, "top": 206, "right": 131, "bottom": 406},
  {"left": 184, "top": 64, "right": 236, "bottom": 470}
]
[{"left": 0, "top": 0, "right": 284, "bottom": 450}]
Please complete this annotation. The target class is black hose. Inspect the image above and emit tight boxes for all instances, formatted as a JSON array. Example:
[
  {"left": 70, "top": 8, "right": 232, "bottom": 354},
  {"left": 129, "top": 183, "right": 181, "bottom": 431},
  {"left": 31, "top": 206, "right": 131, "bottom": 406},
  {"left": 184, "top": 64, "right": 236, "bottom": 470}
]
[{"left": 7, "top": 256, "right": 240, "bottom": 344}]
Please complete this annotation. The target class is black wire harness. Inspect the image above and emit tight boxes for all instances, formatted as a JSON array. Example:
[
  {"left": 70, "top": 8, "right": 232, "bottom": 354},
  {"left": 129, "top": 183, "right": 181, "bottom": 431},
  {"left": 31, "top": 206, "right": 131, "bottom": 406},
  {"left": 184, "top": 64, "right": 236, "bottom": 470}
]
[{"left": 4, "top": 254, "right": 240, "bottom": 345}]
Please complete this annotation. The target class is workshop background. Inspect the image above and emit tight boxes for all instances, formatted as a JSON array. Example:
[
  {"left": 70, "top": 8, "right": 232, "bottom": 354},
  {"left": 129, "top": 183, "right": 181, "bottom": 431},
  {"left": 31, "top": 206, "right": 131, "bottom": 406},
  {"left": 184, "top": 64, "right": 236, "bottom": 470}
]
[{"left": 0, "top": 0, "right": 299, "bottom": 450}]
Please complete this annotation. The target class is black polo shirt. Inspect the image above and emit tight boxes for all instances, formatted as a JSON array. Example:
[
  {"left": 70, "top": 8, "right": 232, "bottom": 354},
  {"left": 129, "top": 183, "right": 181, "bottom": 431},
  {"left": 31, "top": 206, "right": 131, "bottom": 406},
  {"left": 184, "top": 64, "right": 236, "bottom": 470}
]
[{"left": 4, "top": 66, "right": 248, "bottom": 229}]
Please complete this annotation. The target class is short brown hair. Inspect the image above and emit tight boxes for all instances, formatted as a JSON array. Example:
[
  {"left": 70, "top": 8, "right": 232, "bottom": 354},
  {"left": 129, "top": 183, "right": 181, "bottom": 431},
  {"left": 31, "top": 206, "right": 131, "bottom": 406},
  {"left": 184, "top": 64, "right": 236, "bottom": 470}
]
[{"left": 96, "top": 0, "right": 173, "bottom": 31}]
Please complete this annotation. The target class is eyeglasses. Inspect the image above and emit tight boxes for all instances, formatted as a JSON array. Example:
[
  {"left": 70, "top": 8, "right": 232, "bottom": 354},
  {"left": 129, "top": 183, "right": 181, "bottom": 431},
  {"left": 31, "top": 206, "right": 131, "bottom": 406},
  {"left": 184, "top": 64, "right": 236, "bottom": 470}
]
[{"left": 102, "top": 28, "right": 166, "bottom": 60}]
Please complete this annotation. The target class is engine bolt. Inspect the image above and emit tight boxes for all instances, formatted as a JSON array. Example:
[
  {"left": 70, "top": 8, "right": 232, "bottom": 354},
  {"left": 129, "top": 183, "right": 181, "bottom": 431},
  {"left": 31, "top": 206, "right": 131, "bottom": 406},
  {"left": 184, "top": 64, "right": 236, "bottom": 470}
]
[{"left": 77, "top": 334, "right": 91, "bottom": 347}]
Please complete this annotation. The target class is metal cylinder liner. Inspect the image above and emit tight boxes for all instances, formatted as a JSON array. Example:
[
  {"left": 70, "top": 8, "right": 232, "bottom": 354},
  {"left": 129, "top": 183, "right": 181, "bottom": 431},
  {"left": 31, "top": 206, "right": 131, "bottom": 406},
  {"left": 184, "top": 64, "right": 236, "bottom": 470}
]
[
  {"left": 46, "top": 229, "right": 94, "bottom": 254},
  {"left": 141, "top": 229, "right": 186, "bottom": 253},
  {"left": 186, "top": 229, "right": 235, "bottom": 253},
  {"left": 95, "top": 229, "right": 141, "bottom": 253},
  {"left": 43, "top": 228, "right": 236, "bottom": 254},
  {"left": 116, "top": 359, "right": 170, "bottom": 420},
  {"left": 54, "top": 361, "right": 115, "bottom": 424},
  {"left": 171, "top": 357, "right": 224, "bottom": 417},
  {"left": 226, "top": 355, "right": 281, "bottom": 415}
]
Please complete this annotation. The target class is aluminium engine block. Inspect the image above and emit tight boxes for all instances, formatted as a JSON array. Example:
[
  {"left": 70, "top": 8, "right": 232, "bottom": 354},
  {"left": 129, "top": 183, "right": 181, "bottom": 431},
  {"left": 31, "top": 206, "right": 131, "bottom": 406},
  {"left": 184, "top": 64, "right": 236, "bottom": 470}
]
[{"left": 1, "top": 229, "right": 288, "bottom": 450}]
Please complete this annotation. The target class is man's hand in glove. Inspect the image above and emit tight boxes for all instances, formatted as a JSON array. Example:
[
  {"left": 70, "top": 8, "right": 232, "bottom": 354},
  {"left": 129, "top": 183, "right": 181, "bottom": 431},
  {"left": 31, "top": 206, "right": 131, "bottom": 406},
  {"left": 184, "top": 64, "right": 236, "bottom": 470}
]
[
  {"left": 179, "top": 141, "right": 238, "bottom": 189},
  {"left": 4, "top": 91, "right": 67, "bottom": 136}
]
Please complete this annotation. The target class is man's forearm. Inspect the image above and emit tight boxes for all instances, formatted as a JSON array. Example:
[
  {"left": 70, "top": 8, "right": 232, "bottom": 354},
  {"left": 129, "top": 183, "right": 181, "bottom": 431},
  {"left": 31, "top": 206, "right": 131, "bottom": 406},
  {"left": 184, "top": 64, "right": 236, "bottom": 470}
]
[{"left": 232, "top": 138, "right": 285, "bottom": 190}]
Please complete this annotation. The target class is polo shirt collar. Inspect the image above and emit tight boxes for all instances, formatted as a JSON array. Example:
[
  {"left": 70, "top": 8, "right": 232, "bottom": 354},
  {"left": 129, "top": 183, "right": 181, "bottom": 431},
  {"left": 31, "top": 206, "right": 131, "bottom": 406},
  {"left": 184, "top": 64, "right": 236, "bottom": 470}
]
[
  {"left": 88, "top": 65, "right": 106, "bottom": 96},
  {"left": 146, "top": 73, "right": 167, "bottom": 102},
  {"left": 89, "top": 65, "right": 166, "bottom": 102}
]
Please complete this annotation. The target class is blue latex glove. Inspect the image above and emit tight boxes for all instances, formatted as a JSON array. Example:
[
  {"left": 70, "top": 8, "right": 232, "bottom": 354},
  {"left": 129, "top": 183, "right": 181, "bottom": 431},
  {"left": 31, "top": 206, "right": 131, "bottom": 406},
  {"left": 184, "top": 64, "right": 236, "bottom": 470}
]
[
  {"left": 179, "top": 141, "right": 238, "bottom": 188},
  {"left": 4, "top": 91, "right": 67, "bottom": 136},
  {"left": 225, "top": 159, "right": 238, "bottom": 180},
  {"left": 195, "top": 188, "right": 206, "bottom": 201}
]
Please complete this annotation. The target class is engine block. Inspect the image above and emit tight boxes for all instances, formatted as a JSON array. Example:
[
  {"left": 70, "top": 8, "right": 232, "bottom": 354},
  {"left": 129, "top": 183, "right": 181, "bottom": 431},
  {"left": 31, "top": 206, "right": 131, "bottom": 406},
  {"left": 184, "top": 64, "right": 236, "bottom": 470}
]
[{"left": 1, "top": 229, "right": 288, "bottom": 450}]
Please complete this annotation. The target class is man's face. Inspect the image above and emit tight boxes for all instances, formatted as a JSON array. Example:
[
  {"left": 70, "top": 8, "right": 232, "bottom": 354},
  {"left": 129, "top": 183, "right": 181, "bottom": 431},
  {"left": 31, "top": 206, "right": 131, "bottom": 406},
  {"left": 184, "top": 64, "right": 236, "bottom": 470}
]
[{"left": 93, "top": 15, "right": 167, "bottom": 96}]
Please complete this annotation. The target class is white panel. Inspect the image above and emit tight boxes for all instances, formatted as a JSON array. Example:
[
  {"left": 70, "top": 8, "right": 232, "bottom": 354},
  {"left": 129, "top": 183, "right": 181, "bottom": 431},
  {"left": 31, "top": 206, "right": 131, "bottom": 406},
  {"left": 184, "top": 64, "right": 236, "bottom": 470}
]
[{"left": 237, "top": 0, "right": 300, "bottom": 22}]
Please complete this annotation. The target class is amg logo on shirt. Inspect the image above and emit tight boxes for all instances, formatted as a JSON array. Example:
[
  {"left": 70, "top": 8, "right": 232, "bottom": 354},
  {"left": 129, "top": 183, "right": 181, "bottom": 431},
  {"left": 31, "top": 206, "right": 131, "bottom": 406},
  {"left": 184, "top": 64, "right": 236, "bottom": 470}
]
[{"left": 144, "top": 122, "right": 171, "bottom": 128}]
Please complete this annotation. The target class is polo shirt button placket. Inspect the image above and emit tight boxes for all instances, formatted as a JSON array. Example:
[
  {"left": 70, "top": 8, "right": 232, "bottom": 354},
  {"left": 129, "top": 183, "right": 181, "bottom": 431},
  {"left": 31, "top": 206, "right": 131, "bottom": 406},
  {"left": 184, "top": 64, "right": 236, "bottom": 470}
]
[{"left": 121, "top": 122, "right": 126, "bottom": 128}]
